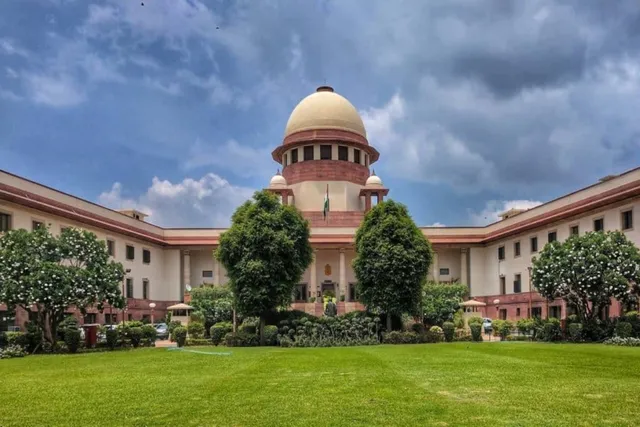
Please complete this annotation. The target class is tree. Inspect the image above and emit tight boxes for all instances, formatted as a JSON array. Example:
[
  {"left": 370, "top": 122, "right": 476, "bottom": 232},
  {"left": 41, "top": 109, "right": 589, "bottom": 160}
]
[
  {"left": 532, "top": 231, "right": 640, "bottom": 324},
  {"left": 421, "top": 281, "right": 468, "bottom": 326},
  {"left": 189, "top": 284, "right": 233, "bottom": 332},
  {"left": 216, "top": 191, "right": 313, "bottom": 345},
  {"left": 0, "top": 227, "right": 125, "bottom": 346},
  {"left": 353, "top": 200, "right": 433, "bottom": 331}
]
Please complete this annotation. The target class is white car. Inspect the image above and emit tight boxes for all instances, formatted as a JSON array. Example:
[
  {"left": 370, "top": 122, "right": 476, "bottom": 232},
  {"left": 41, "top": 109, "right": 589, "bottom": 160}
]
[{"left": 482, "top": 318, "right": 493, "bottom": 331}]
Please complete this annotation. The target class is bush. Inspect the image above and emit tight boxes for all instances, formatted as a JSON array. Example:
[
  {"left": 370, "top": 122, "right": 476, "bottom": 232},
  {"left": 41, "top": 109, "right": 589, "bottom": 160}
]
[
  {"left": 239, "top": 318, "right": 258, "bottom": 335},
  {"left": 615, "top": 321, "right": 633, "bottom": 338},
  {"left": 141, "top": 324, "right": 157, "bottom": 341},
  {"left": 409, "top": 322, "right": 426, "bottom": 334},
  {"left": 174, "top": 327, "right": 187, "bottom": 347},
  {"left": 210, "top": 322, "right": 233, "bottom": 346},
  {"left": 506, "top": 335, "right": 529, "bottom": 341},
  {"left": 190, "top": 311, "right": 205, "bottom": 324},
  {"left": 58, "top": 316, "right": 81, "bottom": 341},
  {"left": 64, "top": 329, "right": 82, "bottom": 354},
  {"left": 0, "top": 345, "right": 27, "bottom": 359},
  {"left": 383, "top": 331, "right": 418, "bottom": 344},
  {"left": 467, "top": 316, "right": 483, "bottom": 327},
  {"left": 453, "top": 333, "right": 472, "bottom": 342},
  {"left": 425, "top": 326, "right": 444, "bottom": 343},
  {"left": 470, "top": 323, "right": 483, "bottom": 342},
  {"left": 187, "top": 321, "right": 205, "bottom": 339},
  {"left": 129, "top": 327, "right": 143, "bottom": 348},
  {"left": 0, "top": 332, "right": 6, "bottom": 348},
  {"left": 624, "top": 311, "right": 640, "bottom": 338},
  {"left": 5, "top": 332, "right": 27, "bottom": 348},
  {"left": 516, "top": 318, "right": 535, "bottom": 336},
  {"left": 224, "top": 332, "right": 259, "bottom": 347},
  {"left": 168, "top": 320, "right": 182, "bottom": 341},
  {"left": 493, "top": 320, "right": 514, "bottom": 341},
  {"left": 603, "top": 336, "right": 640, "bottom": 346},
  {"left": 264, "top": 325, "right": 278, "bottom": 346},
  {"left": 23, "top": 321, "right": 43, "bottom": 353},
  {"left": 106, "top": 328, "right": 119, "bottom": 350},
  {"left": 539, "top": 318, "right": 562, "bottom": 342},
  {"left": 278, "top": 314, "right": 380, "bottom": 347},
  {"left": 186, "top": 338, "right": 212, "bottom": 346},
  {"left": 442, "top": 322, "right": 455, "bottom": 342},
  {"left": 453, "top": 311, "right": 465, "bottom": 329},
  {"left": 568, "top": 323, "right": 583, "bottom": 342}
]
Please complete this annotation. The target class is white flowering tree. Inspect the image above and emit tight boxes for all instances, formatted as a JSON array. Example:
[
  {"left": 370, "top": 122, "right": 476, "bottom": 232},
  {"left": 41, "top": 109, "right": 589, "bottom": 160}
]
[
  {"left": 532, "top": 231, "right": 640, "bottom": 323},
  {"left": 0, "top": 226, "right": 125, "bottom": 345}
]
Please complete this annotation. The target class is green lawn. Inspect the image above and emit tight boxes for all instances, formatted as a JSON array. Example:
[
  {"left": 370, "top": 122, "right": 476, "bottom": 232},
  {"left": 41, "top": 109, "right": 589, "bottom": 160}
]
[{"left": 1, "top": 343, "right": 638, "bottom": 426}]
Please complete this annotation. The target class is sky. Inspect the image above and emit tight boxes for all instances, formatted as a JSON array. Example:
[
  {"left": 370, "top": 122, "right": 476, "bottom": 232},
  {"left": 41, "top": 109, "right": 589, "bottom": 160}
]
[{"left": 1, "top": 0, "right": 640, "bottom": 228}]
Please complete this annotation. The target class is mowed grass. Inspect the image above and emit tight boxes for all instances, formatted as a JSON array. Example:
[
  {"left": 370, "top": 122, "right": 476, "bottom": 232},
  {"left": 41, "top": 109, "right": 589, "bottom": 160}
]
[{"left": 1, "top": 343, "right": 639, "bottom": 427}]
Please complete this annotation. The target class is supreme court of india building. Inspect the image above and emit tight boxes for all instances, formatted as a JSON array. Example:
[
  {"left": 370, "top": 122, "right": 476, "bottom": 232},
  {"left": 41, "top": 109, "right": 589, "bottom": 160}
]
[{"left": 1, "top": 85, "right": 639, "bottom": 327}]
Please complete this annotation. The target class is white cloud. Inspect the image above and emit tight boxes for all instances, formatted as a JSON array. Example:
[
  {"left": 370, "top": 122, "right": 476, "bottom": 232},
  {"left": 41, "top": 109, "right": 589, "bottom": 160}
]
[
  {"left": 142, "top": 76, "right": 181, "bottom": 96},
  {"left": 468, "top": 200, "right": 543, "bottom": 226},
  {"left": 183, "top": 138, "right": 275, "bottom": 179},
  {"left": 5, "top": 67, "right": 18, "bottom": 78},
  {"left": 427, "top": 222, "right": 446, "bottom": 227},
  {"left": 98, "top": 173, "right": 254, "bottom": 227},
  {"left": 0, "top": 86, "right": 22, "bottom": 101},
  {"left": 0, "top": 38, "right": 29, "bottom": 57},
  {"left": 24, "top": 74, "right": 85, "bottom": 107}
]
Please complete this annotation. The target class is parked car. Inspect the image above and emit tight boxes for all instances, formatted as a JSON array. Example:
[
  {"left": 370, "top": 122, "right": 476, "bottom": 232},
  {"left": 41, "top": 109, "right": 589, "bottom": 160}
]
[{"left": 154, "top": 323, "right": 169, "bottom": 340}]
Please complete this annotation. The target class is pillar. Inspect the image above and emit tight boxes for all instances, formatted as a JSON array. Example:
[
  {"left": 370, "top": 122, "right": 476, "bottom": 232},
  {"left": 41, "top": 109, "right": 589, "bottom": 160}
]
[
  {"left": 432, "top": 251, "right": 439, "bottom": 283},
  {"left": 281, "top": 191, "right": 288, "bottom": 205},
  {"left": 213, "top": 252, "right": 220, "bottom": 285},
  {"left": 183, "top": 250, "right": 191, "bottom": 292},
  {"left": 364, "top": 194, "right": 371, "bottom": 212},
  {"left": 460, "top": 248, "right": 468, "bottom": 286},
  {"left": 339, "top": 248, "right": 347, "bottom": 301},
  {"left": 310, "top": 249, "right": 317, "bottom": 301}
]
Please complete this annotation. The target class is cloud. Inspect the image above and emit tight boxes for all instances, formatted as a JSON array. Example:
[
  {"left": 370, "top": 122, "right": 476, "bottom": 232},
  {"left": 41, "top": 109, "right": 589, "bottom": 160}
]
[
  {"left": 468, "top": 200, "right": 543, "bottom": 226},
  {"left": 183, "top": 139, "right": 275, "bottom": 179},
  {"left": 24, "top": 74, "right": 85, "bottom": 107},
  {"left": 98, "top": 173, "right": 255, "bottom": 227},
  {"left": 0, "top": 38, "right": 29, "bottom": 57},
  {"left": 427, "top": 222, "right": 446, "bottom": 227},
  {"left": 0, "top": 86, "right": 22, "bottom": 101}
]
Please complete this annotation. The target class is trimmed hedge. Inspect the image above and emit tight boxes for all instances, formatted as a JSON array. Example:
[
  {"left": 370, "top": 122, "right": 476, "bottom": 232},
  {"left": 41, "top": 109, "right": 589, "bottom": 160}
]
[{"left": 210, "top": 322, "right": 233, "bottom": 346}]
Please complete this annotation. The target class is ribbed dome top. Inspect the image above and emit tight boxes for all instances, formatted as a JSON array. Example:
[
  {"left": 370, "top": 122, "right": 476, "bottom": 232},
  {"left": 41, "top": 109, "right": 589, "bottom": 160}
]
[{"left": 284, "top": 86, "right": 366, "bottom": 138}]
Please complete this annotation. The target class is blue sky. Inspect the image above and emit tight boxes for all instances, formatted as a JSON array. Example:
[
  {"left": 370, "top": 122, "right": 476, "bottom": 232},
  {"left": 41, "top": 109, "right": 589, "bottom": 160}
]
[{"left": 1, "top": 0, "right": 640, "bottom": 227}]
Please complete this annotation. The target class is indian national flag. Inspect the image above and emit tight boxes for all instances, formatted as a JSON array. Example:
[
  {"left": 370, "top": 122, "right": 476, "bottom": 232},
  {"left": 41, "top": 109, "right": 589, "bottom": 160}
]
[{"left": 323, "top": 184, "right": 330, "bottom": 220}]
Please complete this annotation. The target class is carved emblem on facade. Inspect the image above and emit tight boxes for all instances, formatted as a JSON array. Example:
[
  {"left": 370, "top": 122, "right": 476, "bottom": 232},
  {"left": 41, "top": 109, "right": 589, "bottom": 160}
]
[{"left": 324, "top": 264, "right": 332, "bottom": 276}]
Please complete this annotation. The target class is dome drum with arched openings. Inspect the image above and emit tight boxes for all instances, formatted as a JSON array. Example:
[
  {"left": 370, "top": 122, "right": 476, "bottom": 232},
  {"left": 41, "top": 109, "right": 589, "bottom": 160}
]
[{"left": 271, "top": 86, "right": 379, "bottom": 163}]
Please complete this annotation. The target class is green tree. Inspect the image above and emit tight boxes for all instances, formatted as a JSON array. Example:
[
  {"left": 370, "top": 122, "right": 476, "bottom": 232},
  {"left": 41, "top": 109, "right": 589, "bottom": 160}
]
[
  {"left": 532, "top": 231, "right": 640, "bottom": 324},
  {"left": 216, "top": 191, "right": 313, "bottom": 345},
  {"left": 353, "top": 200, "right": 433, "bottom": 331},
  {"left": 189, "top": 285, "right": 233, "bottom": 332},
  {"left": 422, "top": 282, "right": 468, "bottom": 326},
  {"left": 0, "top": 227, "right": 125, "bottom": 345}
]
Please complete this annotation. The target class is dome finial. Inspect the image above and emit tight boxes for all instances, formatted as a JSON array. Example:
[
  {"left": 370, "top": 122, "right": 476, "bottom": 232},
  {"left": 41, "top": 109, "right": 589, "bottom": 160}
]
[
  {"left": 276, "top": 168, "right": 281, "bottom": 175},
  {"left": 371, "top": 169, "right": 376, "bottom": 176},
  {"left": 316, "top": 85, "right": 334, "bottom": 93}
]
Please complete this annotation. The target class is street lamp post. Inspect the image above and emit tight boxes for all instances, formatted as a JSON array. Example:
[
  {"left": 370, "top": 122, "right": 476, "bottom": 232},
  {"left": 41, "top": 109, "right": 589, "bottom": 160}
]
[
  {"left": 527, "top": 266, "right": 533, "bottom": 318},
  {"left": 149, "top": 302, "right": 156, "bottom": 324},
  {"left": 122, "top": 268, "right": 131, "bottom": 325}
]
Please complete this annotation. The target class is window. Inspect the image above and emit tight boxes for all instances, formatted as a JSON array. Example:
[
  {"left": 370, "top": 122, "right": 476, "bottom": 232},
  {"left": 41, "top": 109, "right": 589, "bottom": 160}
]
[
  {"left": 106, "top": 239, "right": 115, "bottom": 257},
  {"left": 83, "top": 313, "right": 97, "bottom": 324},
  {"left": 530, "top": 236, "right": 538, "bottom": 253},
  {"left": 143, "top": 249, "right": 151, "bottom": 264},
  {"left": 531, "top": 307, "right": 542, "bottom": 318},
  {"left": 32, "top": 220, "right": 44, "bottom": 231},
  {"left": 439, "top": 268, "right": 450, "bottom": 276},
  {"left": 498, "top": 246, "right": 505, "bottom": 260},
  {"left": 128, "top": 314, "right": 133, "bottom": 321},
  {"left": 338, "top": 146, "right": 348, "bottom": 161},
  {"left": 303, "top": 146, "right": 314, "bottom": 161},
  {"left": 349, "top": 283, "right": 358, "bottom": 302},
  {"left": 142, "top": 279, "right": 149, "bottom": 300},
  {"left": 514, "top": 274, "right": 522, "bottom": 293},
  {"left": 126, "top": 245, "right": 135, "bottom": 261},
  {"left": 500, "top": 276, "right": 506, "bottom": 295},
  {"left": 291, "top": 148, "right": 298, "bottom": 164},
  {"left": 514, "top": 241, "right": 521, "bottom": 257},
  {"left": 570, "top": 225, "right": 579, "bottom": 236},
  {"left": 294, "top": 284, "right": 307, "bottom": 302},
  {"left": 499, "top": 309, "right": 507, "bottom": 320},
  {"left": 126, "top": 278, "right": 134, "bottom": 299},
  {"left": 320, "top": 145, "right": 332, "bottom": 160},
  {"left": 550, "top": 305, "right": 562, "bottom": 319},
  {"left": 0, "top": 213, "right": 10, "bottom": 232},
  {"left": 142, "top": 314, "right": 151, "bottom": 324},
  {"left": 353, "top": 149, "right": 361, "bottom": 164},
  {"left": 0, "top": 310, "right": 16, "bottom": 332},
  {"left": 548, "top": 231, "right": 557, "bottom": 243},
  {"left": 593, "top": 218, "right": 604, "bottom": 232},
  {"left": 622, "top": 210, "right": 633, "bottom": 230},
  {"left": 202, "top": 270, "right": 213, "bottom": 278},
  {"left": 516, "top": 308, "right": 521, "bottom": 318},
  {"left": 104, "top": 314, "right": 117, "bottom": 325}
]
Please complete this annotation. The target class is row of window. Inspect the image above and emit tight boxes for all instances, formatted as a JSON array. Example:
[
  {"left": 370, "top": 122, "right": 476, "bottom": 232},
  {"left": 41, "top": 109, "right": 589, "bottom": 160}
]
[
  {"left": 0, "top": 213, "right": 153, "bottom": 264},
  {"left": 498, "top": 209, "right": 634, "bottom": 260},
  {"left": 283, "top": 145, "right": 369, "bottom": 167},
  {"left": 499, "top": 274, "right": 523, "bottom": 294},
  {"left": 125, "top": 277, "right": 150, "bottom": 299}
]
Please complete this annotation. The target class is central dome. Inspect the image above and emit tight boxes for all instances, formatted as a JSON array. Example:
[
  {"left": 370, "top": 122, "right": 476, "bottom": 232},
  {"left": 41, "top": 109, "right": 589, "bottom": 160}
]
[{"left": 284, "top": 86, "right": 367, "bottom": 139}]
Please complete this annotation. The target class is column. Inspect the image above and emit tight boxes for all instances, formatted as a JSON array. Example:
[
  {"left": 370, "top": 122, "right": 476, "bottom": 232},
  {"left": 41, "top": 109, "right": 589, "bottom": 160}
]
[
  {"left": 432, "top": 251, "right": 439, "bottom": 283},
  {"left": 339, "top": 248, "right": 347, "bottom": 301},
  {"left": 213, "top": 251, "right": 220, "bottom": 285},
  {"left": 364, "top": 194, "right": 371, "bottom": 212},
  {"left": 281, "top": 191, "right": 288, "bottom": 205},
  {"left": 183, "top": 250, "right": 191, "bottom": 293},
  {"left": 460, "top": 248, "right": 468, "bottom": 286},
  {"left": 310, "top": 249, "right": 317, "bottom": 302}
]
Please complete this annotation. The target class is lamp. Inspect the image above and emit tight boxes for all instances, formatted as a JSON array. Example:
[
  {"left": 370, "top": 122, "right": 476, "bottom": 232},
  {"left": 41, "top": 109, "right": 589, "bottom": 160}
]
[{"left": 149, "top": 302, "right": 156, "bottom": 324}]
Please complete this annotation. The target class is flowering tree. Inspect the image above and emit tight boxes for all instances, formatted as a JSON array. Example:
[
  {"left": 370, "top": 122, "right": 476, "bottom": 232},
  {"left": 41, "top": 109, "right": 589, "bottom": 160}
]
[
  {"left": 0, "top": 227, "right": 125, "bottom": 345},
  {"left": 532, "top": 231, "right": 640, "bottom": 323}
]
